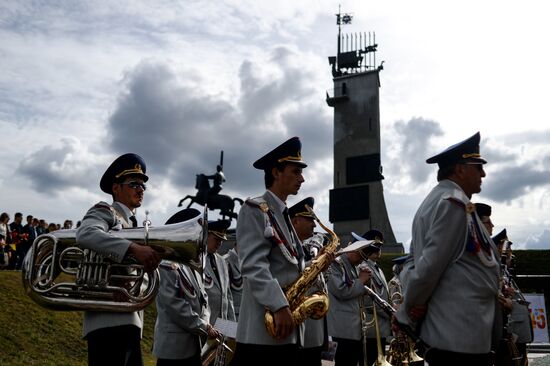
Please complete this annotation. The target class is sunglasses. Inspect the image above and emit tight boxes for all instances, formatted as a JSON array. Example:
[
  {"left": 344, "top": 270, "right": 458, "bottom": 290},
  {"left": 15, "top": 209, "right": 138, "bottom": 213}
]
[{"left": 121, "top": 181, "right": 147, "bottom": 191}]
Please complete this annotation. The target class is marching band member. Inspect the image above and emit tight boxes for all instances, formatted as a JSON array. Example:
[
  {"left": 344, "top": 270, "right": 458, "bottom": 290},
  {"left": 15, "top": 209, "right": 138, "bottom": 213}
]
[
  {"left": 232, "top": 137, "right": 307, "bottom": 366},
  {"left": 357, "top": 233, "right": 391, "bottom": 364},
  {"left": 204, "top": 219, "right": 236, "bottom": 325},
  {"left": 388, "top": 254, "right": 409, "bottom": 300},
  {"left": 493, "top": 229, "right": 534, "bottom": 366},
  {"left": 153, "top": 209, "right": 220, "bottom": 366},
  {"left": 76, "top": 153, "right": 161, "bottom": 366},
  {"left": 289, "top": 197, "right": 326, "bottom": 366},
  {"left": 475, "top": 203, "right": 494, "bottom": 235},
  {"left": 223, "top": 242, "right": 243, "bottom": 320},
  {"left": 326, "top": 239, "right": 374, "bottom": 366},
  {"left": 396, "top": 132, "right": 500, "bottom": 366}
]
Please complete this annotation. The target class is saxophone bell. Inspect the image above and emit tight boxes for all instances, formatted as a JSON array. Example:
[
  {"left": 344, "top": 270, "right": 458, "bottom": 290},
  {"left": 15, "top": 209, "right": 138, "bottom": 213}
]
[{"left": 264, "top": 204, "right": 340, "bottom": 338}]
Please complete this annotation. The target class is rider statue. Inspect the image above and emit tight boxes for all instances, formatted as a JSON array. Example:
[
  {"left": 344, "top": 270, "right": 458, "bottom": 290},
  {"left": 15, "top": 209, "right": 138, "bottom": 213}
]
[
  {"left": 179, "top": 151, "right": 243, "bottom": 220},
  {"left": 204, "top": 164, "right": 225, "bottom": 198}
]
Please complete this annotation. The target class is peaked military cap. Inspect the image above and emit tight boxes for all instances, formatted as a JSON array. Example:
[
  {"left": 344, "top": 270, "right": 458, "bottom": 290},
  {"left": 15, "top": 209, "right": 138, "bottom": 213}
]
[
  {"left": 426, "top": 132, "right": 487, "bottom": 168},
  {"left": 340, "top": 240, "right": 376, "bottom": 254},
  {"left": 392, "top": 254, "right": 410, "bottom": 265},
  {"left": 165, "top": 208, "right": 201, "bottom": 225},
  {"left": 351, "top": 229, "right": 384, "bottom": 245},
  {"left": 492, "top": 229, "right": 508, "bottom": 246},
  {"left": 253, "top": 137, "right": 307, "bottom": 170},
  {"left": 475, "top": 203, "right": 492, "bottom": 218},
  {"left": 100, "top": 153, "right": 149, "bottom": 194},
  {"left": 289, "top": 197, "right": 315, "bottom": 219},
  {"left": 208, "top": 219, "right": 231, "bottom": 240}
]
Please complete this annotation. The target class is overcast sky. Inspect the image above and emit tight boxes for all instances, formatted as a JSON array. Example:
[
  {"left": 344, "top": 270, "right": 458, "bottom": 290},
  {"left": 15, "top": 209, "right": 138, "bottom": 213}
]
[{"left": 1, "top": 0, "right": 549, "bottom": 250}]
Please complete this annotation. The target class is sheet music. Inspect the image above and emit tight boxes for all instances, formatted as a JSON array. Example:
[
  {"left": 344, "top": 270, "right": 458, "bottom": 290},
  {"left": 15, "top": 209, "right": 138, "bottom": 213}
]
[{"left": 214, "top": 318, "right": 238, "bottom": 339}]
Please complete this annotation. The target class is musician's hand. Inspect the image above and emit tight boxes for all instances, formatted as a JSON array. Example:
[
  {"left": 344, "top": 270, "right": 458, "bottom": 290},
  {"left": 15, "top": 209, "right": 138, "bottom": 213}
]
[
  {"left": 127, "top": 243, "right": 161, "bottom": 272},
  {"left": 206, "top": 324, "right": 221, "bottom": 339},
  {"left": 359, "top": 267, "right": 372, "bottom": 284},
  {"left": 408, "top": 304, "right": 427, "bottom": 322},
  {"left": 274, "top": 306, "right": 295, "bottom": 340},
  {"left": 503, "top": 286, "right": 516, "bottom": 297},
  {"left": 498, "top": 295, "right": 513, "bottom": 312}
]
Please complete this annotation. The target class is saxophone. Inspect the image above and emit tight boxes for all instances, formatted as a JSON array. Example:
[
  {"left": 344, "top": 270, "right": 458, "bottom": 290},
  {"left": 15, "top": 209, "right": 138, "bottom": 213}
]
[{"left": 264, "top": 205, "right": 340, "bottom": 337}]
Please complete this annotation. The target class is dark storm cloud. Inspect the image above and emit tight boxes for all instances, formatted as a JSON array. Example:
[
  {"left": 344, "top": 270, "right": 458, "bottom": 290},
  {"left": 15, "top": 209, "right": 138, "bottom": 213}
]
[
  {"left": 107, "top": 47, "right": 331, "bottom": 198},
  {"left": 389, "top": 117, "right": 444, "bottom": 184},
  {"left": 17, "top": 138, "right": 103, "bottom": 193},
  {"left": 482, "top": 165, "right": 550, "bottom": 202}
]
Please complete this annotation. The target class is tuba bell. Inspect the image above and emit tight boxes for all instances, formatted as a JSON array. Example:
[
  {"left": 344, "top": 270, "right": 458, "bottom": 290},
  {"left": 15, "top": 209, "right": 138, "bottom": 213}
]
[{"left": 22, "top": 209, "right": 207, "bottom": 312}]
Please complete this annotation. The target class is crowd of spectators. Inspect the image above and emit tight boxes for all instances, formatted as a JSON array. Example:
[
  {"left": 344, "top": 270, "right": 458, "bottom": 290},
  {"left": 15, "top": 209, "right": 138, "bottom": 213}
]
[{"left": 0, "top": 211, "right": 80, "bottom": 270}]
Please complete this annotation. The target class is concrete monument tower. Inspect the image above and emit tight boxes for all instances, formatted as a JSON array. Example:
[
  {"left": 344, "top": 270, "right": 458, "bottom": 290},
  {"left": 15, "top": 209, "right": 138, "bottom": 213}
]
[{"left": 326, "top": 10, "right": 403, "bottom": 252}]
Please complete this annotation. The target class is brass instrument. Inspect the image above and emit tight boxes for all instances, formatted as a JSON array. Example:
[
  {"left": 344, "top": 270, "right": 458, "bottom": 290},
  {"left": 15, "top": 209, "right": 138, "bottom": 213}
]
[
  {"left": 201, "top": 332, "right": 234, "bottom": 366},
  {"left": 358, "top": 288, "right": 375, "bottom": 366},
  {"left": 363, "top": 285, "right": 430, "bottom": 356},
  {"left": 372, "top": 302, "right": 393, "bottom": 366},
  {"left": 22, "top": 210, "right": 207, "bottom": 312},
  {"left": 385, "top": 279, "right": 423, "bottom": 366},
  {"left": 264, "top": 205, "right": 340, "bottom": 338}
]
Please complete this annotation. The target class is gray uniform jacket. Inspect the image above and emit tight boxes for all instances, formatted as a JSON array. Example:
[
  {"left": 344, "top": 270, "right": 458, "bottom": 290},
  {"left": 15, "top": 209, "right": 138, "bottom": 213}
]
[
  {"left": 223, "top": 248, "right": 243, "bottom": 319},
  {"left": 236, "top": 191, "right": 305, "bottom": 345},
  {"left": 153, "top": 261, "right": 210, "bottom": 360},
  {"left": 509, "top": 294, "right": 534, "bottom": 343},
  {"left": 327, "top": 255, "right": 368, "bottom": 341},
  {"left": 75, "top": 201, "right": 142, "bottom": 337},
  {"left": 363, "top": 259, "right": 391, "bottom": 339},
  {"left": 204, "top": 252, "right": 236, "bottom": 325},
  {"left": 396, "top": 180, "right": 500, "bottom": 354}
]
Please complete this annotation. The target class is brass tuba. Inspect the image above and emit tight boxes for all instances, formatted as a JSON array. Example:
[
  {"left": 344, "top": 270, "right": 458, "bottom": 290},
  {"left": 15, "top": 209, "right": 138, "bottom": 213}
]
[
  {"left": 264, "top": 205, "right": 340, "bottom": 337},
  {"left": 22, "top": 210, "right": 207, "bottom": 312}
]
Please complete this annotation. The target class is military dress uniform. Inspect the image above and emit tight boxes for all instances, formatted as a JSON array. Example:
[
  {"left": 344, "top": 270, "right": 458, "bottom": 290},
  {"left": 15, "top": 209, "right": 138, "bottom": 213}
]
[
  {"left": 352, "top": 230, "right": 391, "bottom": 362},
  {"left": 153, "top": 260, "right": 210, "bottom": 365},
  {"left": 223, "top": 248, "right": 243, "bottom": 320},
  {"left": 289, "top": 197, "right": 327, "bottom": 366},
  {"left": 204, "top": 250, "right": 236, "bottom": 324},
  {"left": 396, "top": 133, "right": 500, "bottom": 366},
  {"left": 232, "top": 137, "right": 307, "bottom": 366},
  {"left": 76, "top": 153, "right": 150, "bottom": 366},
  {"left": 326, "top": 242, "right": 374, "bottom": 366},
  {"left": 204, "top": 220, "right": 236, "bottom": 325},
  {"left": 492, "top": 229, "right": 534, "bottom": 366},
  {"left": 152, "top": 209, "right": 212, "bottom": 366},
  {"left": 363, "top": 257, "right": 391, "bottom": 363}
]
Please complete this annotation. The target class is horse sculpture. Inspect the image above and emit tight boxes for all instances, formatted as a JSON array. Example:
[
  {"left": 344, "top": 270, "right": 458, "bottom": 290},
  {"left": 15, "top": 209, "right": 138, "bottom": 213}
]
[{"left": 178, "top": 173, "right": 243, "bottom": 220}]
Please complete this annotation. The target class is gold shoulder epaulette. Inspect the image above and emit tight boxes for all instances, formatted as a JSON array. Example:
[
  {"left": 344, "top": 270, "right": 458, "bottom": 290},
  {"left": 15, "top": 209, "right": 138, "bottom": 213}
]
[{"left": 245, "top": 197, "right": 270, "bottom": 213}]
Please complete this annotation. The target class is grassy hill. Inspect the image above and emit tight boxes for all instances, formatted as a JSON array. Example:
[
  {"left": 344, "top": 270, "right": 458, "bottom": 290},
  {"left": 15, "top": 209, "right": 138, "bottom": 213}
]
[
  {"left": 2, "top": 249, "right": 548, "bottom": 365},
  {"left": 0, "top": 271, "right": 157, "bottom": 366}
]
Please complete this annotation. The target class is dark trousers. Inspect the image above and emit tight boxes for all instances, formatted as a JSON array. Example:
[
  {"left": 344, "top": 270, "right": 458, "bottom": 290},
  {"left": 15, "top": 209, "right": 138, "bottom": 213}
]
[
  {"left": 296, "top": 346, "right": 323, "bottom": 366},
  {"left": 332, "top": 337, "right": 364, "bottom": 366},
  {"left": 157, "top": 354, "right": 201, "bottom": 366},
  {"left": 87, "top": 325, "right": 143, "bottom": 366},
  {"left": 425, "top": 348, "right": 490, "bottom": 366},
  {"left": 230, "top": 342, "right": 298, "bottom": 366}
]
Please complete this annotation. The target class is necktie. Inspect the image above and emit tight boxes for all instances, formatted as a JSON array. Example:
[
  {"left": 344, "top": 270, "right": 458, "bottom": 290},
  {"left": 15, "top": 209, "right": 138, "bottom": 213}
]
[
  {"left": 129, "top": 216, "right": 138, "bottom": 228},
  {"left": 208, "top": 253, "right": 221, "bottom": 284},
  {"left": 282, "top": 208, "right": 294, "bottom": 234}
]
